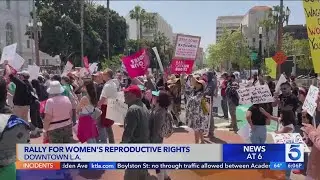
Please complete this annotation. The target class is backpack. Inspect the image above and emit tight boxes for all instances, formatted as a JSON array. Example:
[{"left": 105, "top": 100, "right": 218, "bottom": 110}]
[
  {"left": 160, "top": 111, "right": 174, "bottom": 138},
  {"left": 0, "top": 114, "right": 30, "bottom": 166}
]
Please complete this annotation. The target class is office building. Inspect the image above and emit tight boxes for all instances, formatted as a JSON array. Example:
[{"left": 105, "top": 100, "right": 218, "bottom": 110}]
[
  {"left": 195, "top": 47, "right": 204, "bottom": 68},
  {"left": 283, "top": 24, "right": 308, "bottom": 40},
  {"left": 0, "top": 0, "right": 60, "bottom": 69},
  {"left": 241, "top": 6, "right": 276, "bottom": 51},
  {"left": 216, "top": 15, "right": 243, "bottom": 42}
]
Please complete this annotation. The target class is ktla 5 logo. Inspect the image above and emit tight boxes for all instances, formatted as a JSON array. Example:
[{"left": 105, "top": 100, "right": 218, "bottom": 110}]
[{"left": 285, "top": 144, "right": 304, "bottom": 162}]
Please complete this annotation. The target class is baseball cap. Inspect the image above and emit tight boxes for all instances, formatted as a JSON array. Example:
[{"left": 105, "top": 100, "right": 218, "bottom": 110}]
[{"left": 123, "top": 85, "right": 142, "bottom": 98}]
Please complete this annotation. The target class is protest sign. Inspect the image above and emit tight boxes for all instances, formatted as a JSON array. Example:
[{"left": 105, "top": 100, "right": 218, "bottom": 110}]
[
  {"left": 237, "top": 85, "right": 274, "bottom": 105},
  {"left": 27, "top": 65, "right": 40, "bottom": 81},
  {"left": 152, "top": 47, "right": 164, "bottom": 72},
  {"left": 174, "top": 34, "right": 201, "bottom": 59},
  {"left": 270, "top": 132, "right": 310, "bottom": 153},
  {"left": 265, "top": 57, "right": 276, "bottom": 79},
  {"left": 122, "top": 49, "right": 149, "bottom": 78},
  {"left": 89, "top": 63, "right": 98, "bottom": 74},
  {"left": 302, "top": 85, "right": 319, "bottom": 116},
  {"left": 303, "top": 1, "right": 320, "bottom": 73},
  {"left": 275, "top": 74, "right": 287, "bottom": 94},
  {"left": 106, "top": 99, "right": 128, "bottom": 125},
  {"left": 10, "top": 53, "right": 25, "bottom": 71},
  {"left": 0, "top": 43, "right": 17, "bottom": 64},
  {"left": 62, "top": 61, "right": 73, "bottom": 76},
  {"left": 170, "top": 59, "right": 194, "bottom": 74}
]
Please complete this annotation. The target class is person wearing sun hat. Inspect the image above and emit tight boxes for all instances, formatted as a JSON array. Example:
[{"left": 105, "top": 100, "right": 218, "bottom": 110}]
[
  {"left": 167, "top": 75, "right": 182, "bottom": 126},
  {"left": 43, "top": 81, "right": 73, "bottom": 143},
  {"left": 186, "top": 75, "right": 209, "bottom": 144},
  {"left": 122, "top": 84, "right": 150, "bottom": 180}
]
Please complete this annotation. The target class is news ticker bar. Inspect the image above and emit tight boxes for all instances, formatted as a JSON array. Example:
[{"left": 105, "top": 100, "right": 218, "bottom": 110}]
[{"left": 16, "top": 162, "right": 304, "bottom": 170}]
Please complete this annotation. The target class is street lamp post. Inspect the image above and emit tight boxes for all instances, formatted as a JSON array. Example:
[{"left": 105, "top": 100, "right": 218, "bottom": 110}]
[
  {"left": 27, "top": 20, "right": 42, "bottom": 66},
  {"left": 273, "top": 0, "right": 291, "bottom": 78},
  {"left": 30, "top": 0, "right": 42, "bottom": 66},
  {"left": 258, "top": 26, "right": 263, "bottom": 75}
]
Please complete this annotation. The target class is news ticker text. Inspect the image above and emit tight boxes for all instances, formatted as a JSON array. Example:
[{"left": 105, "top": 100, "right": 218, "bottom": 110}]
[{"left": 16, "top": 162, "right": 304, "bottom": 170}]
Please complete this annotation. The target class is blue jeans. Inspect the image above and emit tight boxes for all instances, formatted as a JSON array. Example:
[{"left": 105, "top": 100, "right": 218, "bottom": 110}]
[
  {"left": 87, "top": 138, "right": 96, "bottom": 143},
  {"left": 96, "top": 117, "right": 108, "bottom": 143},
  {"left": 250, "top": 125, "right": 267, "bottom": 144}
]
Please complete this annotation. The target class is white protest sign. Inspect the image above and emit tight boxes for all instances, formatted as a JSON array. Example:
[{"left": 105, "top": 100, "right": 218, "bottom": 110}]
[
  {"left": 27, "top": 65, "right": 40, "bottom": 80},
  {"left": 302, "top": 85, "right": 319, "bottom": 116},
  {"left": 89, "top": 63, "right": 98, "bottom": 74},
  {"left": 0, "top": 43, "right": 17, "bottom": 64},
  {"left": 275, "top": 74, "right": 287, "bottom": 94},
  {"left": 62, "top": 61, "right": 73, "bottom": 76},
  {"left": 11, "top": 53, "right": 25, "bottom": 71},
  {"left": 237, "top": 85, "right": 274, "bottom": 105},
  {"left": 106, "top": 99, "right": 128, "bottom": 125},
  {"left": 152, "top": 47, "right": 164, "bottom": 72},
  {"left": 116, "top": 91, "right": 125, "bottom": 102},
  {"left": 174, "top": 34, "right": 201, "bottom": 59},
  {"left": 270, "top": 132, "right": 310, "bottom": 153}
]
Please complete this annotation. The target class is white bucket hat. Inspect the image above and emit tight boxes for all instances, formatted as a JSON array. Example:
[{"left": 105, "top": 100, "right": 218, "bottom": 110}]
[{"left": 47, "top": 81, "right": 64, "bottom": 95}]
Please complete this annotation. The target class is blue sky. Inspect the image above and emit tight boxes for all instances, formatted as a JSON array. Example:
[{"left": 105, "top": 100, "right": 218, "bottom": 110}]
[{"left": 97, "top": 1, "right": 305, "bottom": 50}]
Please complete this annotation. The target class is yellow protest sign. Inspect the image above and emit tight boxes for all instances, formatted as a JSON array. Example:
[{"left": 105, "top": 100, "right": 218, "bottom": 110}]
[
  {"left": 303, "top": 0, "right": 320, "bottom": 73},
  {"left": 265, "top": 58, "right": 276, "bottom": 79}
]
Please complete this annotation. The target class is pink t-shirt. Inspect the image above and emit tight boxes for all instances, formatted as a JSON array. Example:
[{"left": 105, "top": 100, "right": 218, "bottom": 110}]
[{"left": 45, "top": 95, "right": 72, "bottom": 131}]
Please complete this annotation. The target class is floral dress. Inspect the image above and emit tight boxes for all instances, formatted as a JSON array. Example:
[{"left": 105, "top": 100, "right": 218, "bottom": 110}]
[{"left": 186, "top": 91, "right": 209, "bottom": 133}]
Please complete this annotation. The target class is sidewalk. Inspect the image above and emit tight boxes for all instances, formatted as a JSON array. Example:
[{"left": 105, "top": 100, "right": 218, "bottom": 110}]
[{"left": 29, "top": 125, "right": 305, "bottom": 180}]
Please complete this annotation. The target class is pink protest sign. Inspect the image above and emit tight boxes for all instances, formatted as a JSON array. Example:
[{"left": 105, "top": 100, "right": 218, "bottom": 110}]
[
  {"left": 122, "top": 49, "right": 150, "bottom": 78},
  {"left": 170, "top": 59, "right": 194, "bottom": 74}
]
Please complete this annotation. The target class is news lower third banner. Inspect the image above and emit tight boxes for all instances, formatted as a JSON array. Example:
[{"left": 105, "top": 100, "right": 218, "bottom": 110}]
[{"left": 16, "top": 144, "right": 304, "bottom": 170}]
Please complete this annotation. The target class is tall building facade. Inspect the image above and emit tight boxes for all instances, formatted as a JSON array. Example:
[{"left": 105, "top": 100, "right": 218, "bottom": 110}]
[
  {"left": 195, "top": 47, "right": 204, "bottom": 68},
  {"left": 241, "top": 6, "right": 276, "bottom": 52},
  {"left": 283, "top": 24, "right": 308, "bottom": 40},
  {"left": 0, "top": 0, "right": 60, "bottom": 69},
  {"left": 125, "top": 12, "right": 173, "bottom": 44},
  {"left": 216, "top": 15, "right": 243, "bottom": 42}
]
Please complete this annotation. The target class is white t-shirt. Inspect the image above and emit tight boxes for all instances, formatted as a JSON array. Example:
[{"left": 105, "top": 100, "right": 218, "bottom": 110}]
[
  {"left": 112, "top": 79, "right": 120, "bottom": 91},
  {"left": 100, "top": 80, "right": 117, "bottom": 105}
]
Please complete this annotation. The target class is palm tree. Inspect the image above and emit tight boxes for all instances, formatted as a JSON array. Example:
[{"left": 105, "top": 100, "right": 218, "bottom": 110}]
[
  {"left": 143, "top": 13, "right": 157, "bottom": 33},
  {"left": 259, "top": 8, "right": 276, "bottom": 57},
  {"left": 129, "top": 5, "right": 146, "bottom": 39}
]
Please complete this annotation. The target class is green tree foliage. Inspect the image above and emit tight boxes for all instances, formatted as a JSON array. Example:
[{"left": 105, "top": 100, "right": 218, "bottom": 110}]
[
  {"left": 282, "top": 33, "right": 312, "bottom": 70},
  {"left": 32, "top": 0, "right": 127, "bottom": 66},
  {"left": 101, "top": 54, "right": 124, "bottom": 70},
  {"left": 207, "top": 29, "right": 250, "bottom": 70},
  {"left": 127, "top": 6, "right": 172, "bottom": 70},
  {"left": 125, "top": 32, "right": 173, "bottom": 69}
]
